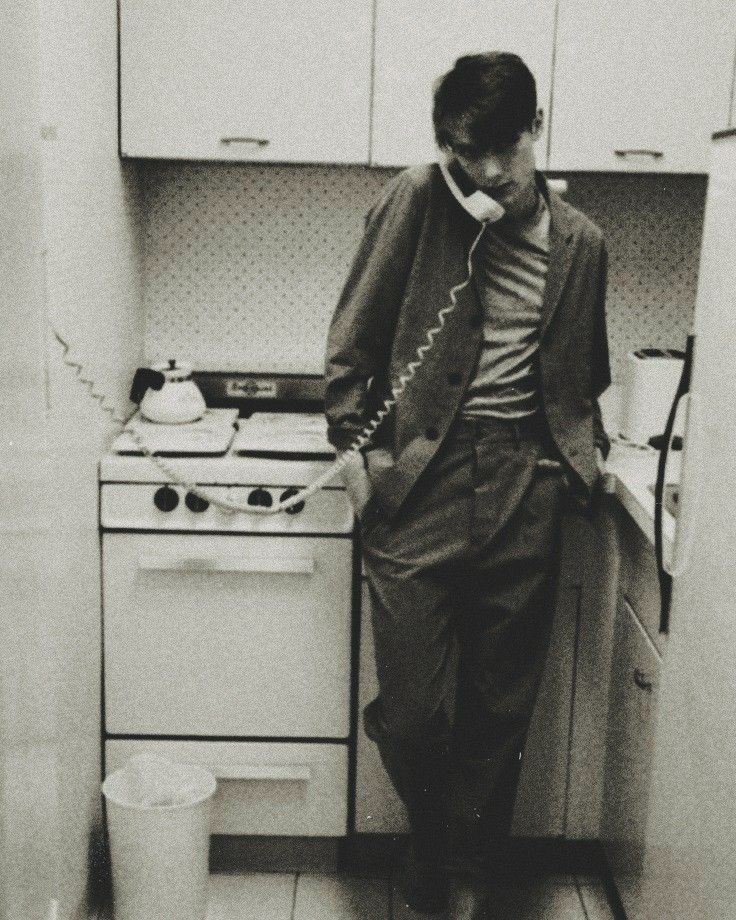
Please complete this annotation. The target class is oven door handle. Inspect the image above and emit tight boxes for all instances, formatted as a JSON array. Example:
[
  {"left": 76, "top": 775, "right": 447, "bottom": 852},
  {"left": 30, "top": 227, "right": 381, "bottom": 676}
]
[
  {"left": 208, "top": 764, "right": 312, "bottom": 782},
  {"left": 138, "top": 553, "right": 315, "bottom": 575}
]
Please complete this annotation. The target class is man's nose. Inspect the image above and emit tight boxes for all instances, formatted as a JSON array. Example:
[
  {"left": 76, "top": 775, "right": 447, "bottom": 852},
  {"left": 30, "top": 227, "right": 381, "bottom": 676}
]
[{"left": 480, "top": 155, "right": 503, "bottom": 183}]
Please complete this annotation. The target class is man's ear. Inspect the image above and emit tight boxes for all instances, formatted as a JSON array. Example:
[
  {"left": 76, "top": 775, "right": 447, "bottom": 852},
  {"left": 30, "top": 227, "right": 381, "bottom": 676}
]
[{"left": 531, "top": 108, "right": 544, "bottom": 141}]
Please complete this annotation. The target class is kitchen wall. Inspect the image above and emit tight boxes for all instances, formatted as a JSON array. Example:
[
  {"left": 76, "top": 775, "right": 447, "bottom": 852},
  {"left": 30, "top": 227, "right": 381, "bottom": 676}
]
[
  {"left": 1, "top": 1, "right": 144, "bottom": 918},
  {"left": 139, "top": 162, "right": 706, "bottom": 383},
  {"left": 1, "top": 3, "right": 56, "bottom": 918}
]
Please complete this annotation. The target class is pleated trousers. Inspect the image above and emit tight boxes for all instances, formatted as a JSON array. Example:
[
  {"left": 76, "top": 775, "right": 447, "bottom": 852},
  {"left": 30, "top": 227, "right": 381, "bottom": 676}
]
[{"left": 360, "top": 412, "right": 569, "bottom": 879}]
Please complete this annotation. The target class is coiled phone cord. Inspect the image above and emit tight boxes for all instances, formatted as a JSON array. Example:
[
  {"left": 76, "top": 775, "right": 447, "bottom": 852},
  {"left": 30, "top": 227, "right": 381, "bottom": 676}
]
[{"left": 53, "top": 221, "right": 487, "bottom": 516}]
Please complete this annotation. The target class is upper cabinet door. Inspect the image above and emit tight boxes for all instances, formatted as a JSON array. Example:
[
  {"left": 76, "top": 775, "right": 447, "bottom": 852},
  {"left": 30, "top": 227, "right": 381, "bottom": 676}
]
[
  {"left": 119, "top": 1, "right": 372, "bottom": 163},
  {"left": 371, "top": 0, "right": 556, "bottom": 168},
  {"left": 549, "top": 0, "right": 736, "bottom": 173}
]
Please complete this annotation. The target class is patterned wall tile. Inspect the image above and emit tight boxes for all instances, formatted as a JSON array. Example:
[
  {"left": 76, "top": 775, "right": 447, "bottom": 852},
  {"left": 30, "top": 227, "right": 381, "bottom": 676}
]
[
  {"left": 556, "top": 171, "right": 707, "bottom": 375},
  {"left": 140, "top": 163, "right": 706, "bottom": 382}
]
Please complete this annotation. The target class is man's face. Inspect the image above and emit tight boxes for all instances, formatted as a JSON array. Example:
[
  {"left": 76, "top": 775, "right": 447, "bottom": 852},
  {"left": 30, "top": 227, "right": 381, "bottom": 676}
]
[{"left": 445, "top": 109, "right": 544, "bottom": 220}]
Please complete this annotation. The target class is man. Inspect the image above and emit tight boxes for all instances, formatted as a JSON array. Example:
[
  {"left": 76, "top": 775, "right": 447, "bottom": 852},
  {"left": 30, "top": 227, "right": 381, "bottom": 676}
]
[{"left": 324, "top": 53, "right": 610, "bottom": 920}]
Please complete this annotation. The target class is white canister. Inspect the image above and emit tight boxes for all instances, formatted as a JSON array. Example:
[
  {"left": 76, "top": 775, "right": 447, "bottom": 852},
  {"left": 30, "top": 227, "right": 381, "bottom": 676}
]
[{"left": 619, "top": 348, "right": 685, "bottom": 445}]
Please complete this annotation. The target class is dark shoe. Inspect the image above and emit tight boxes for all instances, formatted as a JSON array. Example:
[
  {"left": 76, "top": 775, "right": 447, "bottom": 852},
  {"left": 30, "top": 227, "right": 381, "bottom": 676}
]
[
  {"left": 396, "top": 845, "right": 448, "bottom": 914},
  {"left": 446, "top": 874, "right": 489, "bottom": 920}
]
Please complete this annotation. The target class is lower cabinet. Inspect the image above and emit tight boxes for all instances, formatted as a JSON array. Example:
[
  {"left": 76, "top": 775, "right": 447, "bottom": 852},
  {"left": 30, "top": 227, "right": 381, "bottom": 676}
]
[
  {"left": 105, "top": 739, "right": 349, "bottom": 836},
  {"left": 354, "top": 495, "right": 666, "bottom": 876},
  {"left": 600, "top": 502, "right": 665, "bottom": 920},
  {"left": 354, "top": 581, "right": 410, "bottom": 833}
]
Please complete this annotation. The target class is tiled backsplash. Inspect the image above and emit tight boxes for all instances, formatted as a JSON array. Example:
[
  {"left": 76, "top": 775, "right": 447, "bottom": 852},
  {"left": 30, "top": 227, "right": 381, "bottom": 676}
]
[{"left": 140, "top": 163, "right": 706, "bottom": 381}]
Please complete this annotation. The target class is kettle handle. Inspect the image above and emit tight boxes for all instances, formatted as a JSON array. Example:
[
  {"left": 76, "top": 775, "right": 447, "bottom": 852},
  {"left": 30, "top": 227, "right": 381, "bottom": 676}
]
[{"left": 129, "top": 368, "right": 165, "bottom": 404}]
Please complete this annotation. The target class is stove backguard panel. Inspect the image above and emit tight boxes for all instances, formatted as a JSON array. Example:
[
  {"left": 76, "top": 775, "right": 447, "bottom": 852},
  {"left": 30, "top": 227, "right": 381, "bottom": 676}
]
[{"left": 140, "top": 162, "right": 706, "bottom": 383}]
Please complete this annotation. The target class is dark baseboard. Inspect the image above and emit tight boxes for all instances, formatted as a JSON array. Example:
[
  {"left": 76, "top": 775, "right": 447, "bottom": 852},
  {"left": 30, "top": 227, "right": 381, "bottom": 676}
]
[
  {"left": 210, "top": 835, "right": 344, "bottom": 874},
  {"left": 209, "top": 834, "right": 609, "bottom": 880}
]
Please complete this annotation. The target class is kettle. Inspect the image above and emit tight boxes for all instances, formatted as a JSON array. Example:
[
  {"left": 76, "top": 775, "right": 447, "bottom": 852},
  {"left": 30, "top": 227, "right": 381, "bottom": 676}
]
[{"left": 129, "top": 359, "right": 207, "bottom": 424}]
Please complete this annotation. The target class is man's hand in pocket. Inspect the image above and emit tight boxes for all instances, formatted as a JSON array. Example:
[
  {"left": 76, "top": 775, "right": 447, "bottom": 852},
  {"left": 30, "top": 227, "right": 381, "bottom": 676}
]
[{"left": 340, "top": 452, "right": 373, "bottom": 518}]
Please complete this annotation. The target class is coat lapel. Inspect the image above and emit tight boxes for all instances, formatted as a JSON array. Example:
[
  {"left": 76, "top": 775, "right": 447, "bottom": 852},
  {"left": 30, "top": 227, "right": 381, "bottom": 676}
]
[{"left": 539, "top": 179, "right": 579, "bottom": 339}]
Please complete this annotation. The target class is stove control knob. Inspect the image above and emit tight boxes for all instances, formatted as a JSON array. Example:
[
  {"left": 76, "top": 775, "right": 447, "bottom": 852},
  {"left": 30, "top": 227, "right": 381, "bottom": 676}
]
[
  {"left": 280, "top": 487, "right": 305, "bottom": 515},
  {"left": 185, "top": 491, "right": 209, "bottom": 513},
  {"left": 247, "top": 487, "right": 273, "bottom": 508},
  {"left": 153, "top": 485, "right": 179, "bottom": 512}
]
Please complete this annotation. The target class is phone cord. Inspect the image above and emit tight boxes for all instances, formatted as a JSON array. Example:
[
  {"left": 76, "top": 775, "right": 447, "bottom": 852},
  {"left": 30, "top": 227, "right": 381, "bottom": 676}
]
[{"left": 53, "top": 222, "right": 487, "bottom": 516}]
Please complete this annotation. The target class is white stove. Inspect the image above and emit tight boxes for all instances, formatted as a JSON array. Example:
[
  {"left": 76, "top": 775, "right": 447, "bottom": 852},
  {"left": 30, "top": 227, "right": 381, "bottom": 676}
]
[
  {"left": 102, "top": 379, "right": 346, "bottom": 533},
  {"left": 100, "top": 374, "right": 353, "bottom": 838}
]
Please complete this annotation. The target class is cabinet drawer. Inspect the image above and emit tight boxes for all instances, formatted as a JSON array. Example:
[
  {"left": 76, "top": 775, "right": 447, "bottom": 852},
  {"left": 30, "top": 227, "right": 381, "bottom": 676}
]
[
  {"left": 105, "top": 740, "right": 348, "bottom": 836},
  {"left": 355, "top": 578, "right": 410, "bottom": 833},
  {"left": 103, "top": 533, "right": 351, "bottom": 737},
  {"left": 617, "top": 507, "right": 665, "bottom": 653}
]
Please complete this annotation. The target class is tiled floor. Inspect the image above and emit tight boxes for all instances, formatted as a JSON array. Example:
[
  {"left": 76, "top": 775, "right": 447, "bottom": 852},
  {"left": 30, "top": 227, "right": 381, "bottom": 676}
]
[{"left": 205, "top": 871, "right": 618, "bottom": 920}]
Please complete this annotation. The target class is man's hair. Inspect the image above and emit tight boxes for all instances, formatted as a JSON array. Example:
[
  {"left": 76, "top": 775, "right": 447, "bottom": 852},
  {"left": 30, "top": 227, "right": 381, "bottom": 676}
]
[{"left": 432, "top": 52, "right": 537, "bottom": 153}]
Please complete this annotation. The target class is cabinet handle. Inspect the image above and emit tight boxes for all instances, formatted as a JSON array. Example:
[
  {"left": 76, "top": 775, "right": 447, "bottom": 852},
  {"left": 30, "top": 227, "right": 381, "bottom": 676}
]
[
  {"left": 138, "top": 553, "right": 314, "bottom": 574},
  {"left": 633, "top": 668, "right": 653, "bottom": 692},
  {"left": 614, "top": 149, "right": 664, "bottom": 159},
  {"left": 220, "top": 136, "right": 270, "bottom": 147},
  {"left": 208, "top": 764, "right": 312, "bottom": 782}
]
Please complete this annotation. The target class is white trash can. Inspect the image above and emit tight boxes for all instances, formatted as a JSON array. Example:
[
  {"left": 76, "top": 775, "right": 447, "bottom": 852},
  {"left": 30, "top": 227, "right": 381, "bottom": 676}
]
[{"left": 102, "top": 754, "right": 217, "bottom": 920}]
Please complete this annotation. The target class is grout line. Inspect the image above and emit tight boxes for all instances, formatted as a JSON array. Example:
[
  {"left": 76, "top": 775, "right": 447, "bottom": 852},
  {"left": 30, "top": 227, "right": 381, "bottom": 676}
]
[{"left": 290, "top": 871, "right": 299, "bottom": 920}]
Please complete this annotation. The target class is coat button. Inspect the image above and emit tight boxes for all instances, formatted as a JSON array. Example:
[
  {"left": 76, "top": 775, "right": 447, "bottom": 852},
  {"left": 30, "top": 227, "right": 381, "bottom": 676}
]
[
  {"left": 425, "top": 426, "right": 439, "bottom": 440},
  {"left": 447, "top": 372, "right": 462, "bottom": 385}
]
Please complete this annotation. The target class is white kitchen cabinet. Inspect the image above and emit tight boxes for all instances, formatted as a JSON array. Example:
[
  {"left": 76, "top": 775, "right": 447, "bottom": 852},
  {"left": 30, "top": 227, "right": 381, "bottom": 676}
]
[
  {"left": 549, "top": 0, "right": 736, "bottom": 172},
  {"left": 355, "top": 578, "right": 410, "bottom": 833},
  {"left": 602, "top": 595, "right": 662, "bottom": 920},
  {"left": 617, "top": 505, "right": 668, "bottom": 655},
  {"left": 102, "top": 532, "right": 352, "bottom": 738},
  {"left": 119, "top": 0, "right": 372, "bottom": 163},
  {"left": 106, "top": 739, "right": 348, "bottom": 836},
  {"left": 564, "top": 499, "right": 621, "bottom": 840},
  {"left": 371, "top": 0, "right": 556, "bottom": 167}
]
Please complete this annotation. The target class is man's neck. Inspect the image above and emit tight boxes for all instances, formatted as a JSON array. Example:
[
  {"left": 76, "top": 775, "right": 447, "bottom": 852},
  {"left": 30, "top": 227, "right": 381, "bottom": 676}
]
[{"left": 514, "top": 183, "right": 542, "bottom": 224}]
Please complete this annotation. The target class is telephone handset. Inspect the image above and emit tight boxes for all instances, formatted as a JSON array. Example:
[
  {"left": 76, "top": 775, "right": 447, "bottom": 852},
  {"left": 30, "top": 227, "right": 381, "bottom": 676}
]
[
  {"left": 53, "top": 156, "right": 488, "bottom": 517},
  {"left": 438, "top": 154, "right": 506, "bottom": 223}
]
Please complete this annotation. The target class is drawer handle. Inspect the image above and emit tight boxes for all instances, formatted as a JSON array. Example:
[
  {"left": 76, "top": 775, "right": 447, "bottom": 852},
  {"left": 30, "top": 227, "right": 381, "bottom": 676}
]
[
  {"left": 614, "top": 149, "right": 664, "bottom": 159},
  {"left": 209, "top": 764, "right": 312, "bottom": 782},
  {"left": 220, "top": 136, "right": 270, "bottom": 147},
  {"left": 138, "top": 554, "right": 314, "bottom": 574},
  {"left": 633, "top": 668, "right": 654, "bottom": 692}
]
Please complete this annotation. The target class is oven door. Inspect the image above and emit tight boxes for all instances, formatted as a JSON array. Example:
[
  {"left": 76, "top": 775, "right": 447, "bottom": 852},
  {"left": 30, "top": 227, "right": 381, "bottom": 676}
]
[{"left": 102, "top": 533, "right": 352, "bottom": 737}]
